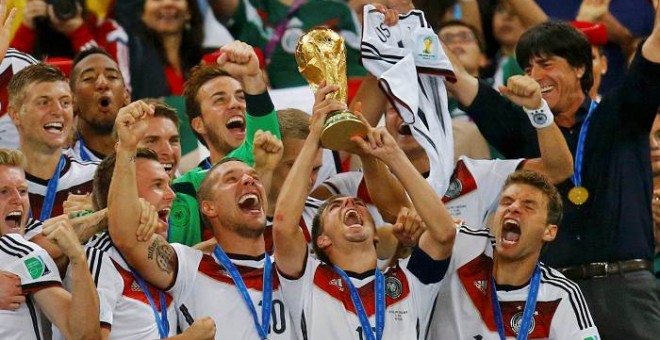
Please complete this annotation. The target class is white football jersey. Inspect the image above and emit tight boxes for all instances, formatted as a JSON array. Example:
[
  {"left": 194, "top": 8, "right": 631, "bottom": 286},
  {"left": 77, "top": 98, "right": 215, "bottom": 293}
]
[
  {"left": 278, "top": 248, "right": 447, "bottom": 340},
  {"left": 264, "top": 196, "right": 322, "bottom": 253},
  {"left": 0, "top": 234, "right": 61, "bottom": 340},
  {"left": 427, "top": 226, "right": 600, "bottom": 340},
  {"left": 169, "top": 244, "right": 298, "bottom": 340},
  {"left": 321, "top": 156, "right": 522, "bottom": 227},
  {"left": 82, "top": 233, "right": 178, "bottom": 339}
]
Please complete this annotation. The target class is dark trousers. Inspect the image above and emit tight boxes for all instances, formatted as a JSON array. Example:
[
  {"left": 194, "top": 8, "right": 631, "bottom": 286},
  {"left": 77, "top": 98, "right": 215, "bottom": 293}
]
[{"left": 575, "top": 271, "right": 660, "bottom": 339}]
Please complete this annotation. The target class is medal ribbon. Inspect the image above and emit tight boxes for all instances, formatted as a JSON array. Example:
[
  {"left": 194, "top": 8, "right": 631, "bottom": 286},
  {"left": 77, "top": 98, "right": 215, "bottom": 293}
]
[
  {"left": 76, "top": 132, "right": 92, "bottom": 162},
  {"left": 36, "top": 155, "right": 66, "bottom": 220},
  {"left": 570, "top": 100, "right": 598, "bottom": 188},
  {"left": 491, "top": 264, "right": 541, "bottom": 340},
  {"left": 263, "top": 0, "right": 306, "bottom": 65},
  {"left": 202, "top": 157, "right": 212, "bottom": 170},
  {"left": 333, "top": 266, "right": 385, "bottom": 340},
  {"left": 131, "top": 269, "right": 170, "bottom": 338},
  {"left": 213, "top": 245, "right": 272, "bottom": 339}
]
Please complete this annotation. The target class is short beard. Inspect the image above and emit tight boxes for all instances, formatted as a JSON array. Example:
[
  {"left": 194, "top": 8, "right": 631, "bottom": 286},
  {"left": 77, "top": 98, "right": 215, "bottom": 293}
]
[
  {"left": 81, "top": 117, "right": 115, "bottom": 135},
  {"left": 230, "top": 221, "right": 266, "bottom": 239}
]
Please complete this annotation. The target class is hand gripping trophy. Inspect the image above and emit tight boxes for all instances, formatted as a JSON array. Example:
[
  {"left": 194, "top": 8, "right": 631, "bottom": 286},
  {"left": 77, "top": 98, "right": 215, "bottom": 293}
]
[{"left": 295, "top": 27, "right": 368, "bottom": 151}]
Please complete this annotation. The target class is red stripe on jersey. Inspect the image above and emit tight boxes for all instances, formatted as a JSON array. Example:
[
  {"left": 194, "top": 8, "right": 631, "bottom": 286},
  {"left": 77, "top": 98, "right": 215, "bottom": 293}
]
[
  {"left": 442, "top": 159, "right": 477, "bottom": 203},
  {"left": 457, "top": 254, "right": 559, "bottom": 338},
  {"left": 112, "top": 260, "right": 174, "bottom": 309},
  {"left": 197, "top": 254, "right": 281, "bottom": 291},
  {"left": 313, "top": 264, "right": 410, "bottom": 316}
]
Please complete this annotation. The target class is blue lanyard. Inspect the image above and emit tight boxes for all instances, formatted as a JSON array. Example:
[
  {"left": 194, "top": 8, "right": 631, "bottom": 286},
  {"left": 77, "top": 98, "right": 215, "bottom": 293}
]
[
  {"left": 76, "top": 132, "right": 92, "bottom": 162},
  {"left": 333, "top": 266, "right": 385, "bottom": 340},
  {"left": 202, "top": 158, "right": 212, "bottom": 170},
  {"left": 491, "top": 264, "right": 541, "bottom": 340},
  {"left": 213, "top": 245, "right": 272, "bottom": 339},
  {"left": 130, "top": 269, "right": 169, "bottom": 338},
  {"left": 38, "top": 155, "right": 66, "bottom": 221},
  {"left": 570, "top": 100, "right": 598, "bottom": 187}
]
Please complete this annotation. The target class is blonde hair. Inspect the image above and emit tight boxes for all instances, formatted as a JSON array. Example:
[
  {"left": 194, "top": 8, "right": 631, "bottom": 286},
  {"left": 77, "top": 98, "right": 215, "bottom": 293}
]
[{"left": 0, "top": 149, "right": 26, "bottom": 168}]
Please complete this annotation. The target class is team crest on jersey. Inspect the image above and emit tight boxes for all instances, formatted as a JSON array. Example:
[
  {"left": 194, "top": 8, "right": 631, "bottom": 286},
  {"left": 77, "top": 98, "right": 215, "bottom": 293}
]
[
  {"left": 474, "top": 280, "right": 487, "bottom": 295},
  {"left": 510, "top": 311, "right": 536, "bottom": 336},
  {"left": 444, "top": 177, "right": 463, "bottom": 199},
  {"left": 330, "top": 278, "right": 344, "bottom": 292},
  {"left": 385, "top": 276, "right": 403, "bottom": 299}
]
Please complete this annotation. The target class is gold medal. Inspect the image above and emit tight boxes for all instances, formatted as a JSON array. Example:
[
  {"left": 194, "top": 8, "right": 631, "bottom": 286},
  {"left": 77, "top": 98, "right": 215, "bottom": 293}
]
[{"left": 568, "top": 186, "right": 589, "bottom": 205}]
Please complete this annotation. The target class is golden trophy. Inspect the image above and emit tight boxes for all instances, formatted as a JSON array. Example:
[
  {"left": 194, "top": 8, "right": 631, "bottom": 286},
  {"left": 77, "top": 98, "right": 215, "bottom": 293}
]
[{"left": 295, "top": 27, "right": 368, "bottom": 151}]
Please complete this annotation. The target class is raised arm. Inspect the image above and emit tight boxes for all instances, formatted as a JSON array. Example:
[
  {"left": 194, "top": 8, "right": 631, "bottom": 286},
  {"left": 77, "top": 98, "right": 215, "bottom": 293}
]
[
  {"left": 273, "top": 84, "right": 345, "bottom": 277},
  {"left": 642, "top": 1, "right": 660, "bottom": 63},
  {"left": 252, "top": 130, "right": 284, "bottom": 208},
  {"left": 498, "top": 75, "right": 574, "bottom": 183},
  {"left": 36, "top": 216, "right": 100, "bottom": 340},
  {"left": 108, "top": 101, "right": 176, "bottom": 290},
  {"left": 352, "top": 128, "right": 456, "bottom": 260},
  {"left": 505, "top": 0, "right": 548, "bottom": 28}
]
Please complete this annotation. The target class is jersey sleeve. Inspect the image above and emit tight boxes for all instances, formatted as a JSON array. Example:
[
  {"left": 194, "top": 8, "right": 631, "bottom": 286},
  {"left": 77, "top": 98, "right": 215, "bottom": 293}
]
[
  {"left": 23, "top": 218, "right": 43, "bottom": 241},
  {"left": 0, "top": 234, "right": 61, "bottom": 293},
  {"left": 402, "top": 247, "right": 449, "bottom": 327},
  {"left": 167, "top": 244, "right": 203, "bottom": 304},
  {"left": 85, "top": 247, "right": 123, "bottom": 327},
  {"left": 550, "top": 293, "right": 600, "bottom": 339},
  {"left": 276, "top": 252, "right": 318, "bottom": 332}
]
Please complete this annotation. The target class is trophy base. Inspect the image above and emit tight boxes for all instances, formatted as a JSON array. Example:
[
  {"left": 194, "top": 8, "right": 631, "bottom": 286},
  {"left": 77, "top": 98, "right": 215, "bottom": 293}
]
[{"left": 320, "top": 110, "right": 368, "bottom": 151}]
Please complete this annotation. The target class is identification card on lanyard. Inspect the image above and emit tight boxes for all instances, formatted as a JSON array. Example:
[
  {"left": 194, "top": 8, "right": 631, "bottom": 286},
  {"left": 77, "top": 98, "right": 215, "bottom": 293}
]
[
  {"left": 333, "top": 266, "right": 385, "bottom": 340},
  {"left": 213, "top": 245, "right": 273, "bottom": 339},
  {"left": 491, "top": 264, "right": 541, "bottom": 340},
  {"left": 131, "top": 269, "right": 170, "bottom": 338}
]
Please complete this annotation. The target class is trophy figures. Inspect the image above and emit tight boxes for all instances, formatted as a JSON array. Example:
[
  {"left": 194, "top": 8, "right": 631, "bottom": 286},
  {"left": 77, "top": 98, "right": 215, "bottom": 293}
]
[{"left": 295, "top": 27, "right": 368, "bottom": 151}]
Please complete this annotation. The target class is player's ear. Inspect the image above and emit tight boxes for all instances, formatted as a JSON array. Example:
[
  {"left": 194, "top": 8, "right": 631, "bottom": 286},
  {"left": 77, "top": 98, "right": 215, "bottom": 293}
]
[
  {"left": 317, "top": 234, "right": 332, "bottom": 249},
  {"left": 542, "top": 224, "right": 557, "bottom": 242}
]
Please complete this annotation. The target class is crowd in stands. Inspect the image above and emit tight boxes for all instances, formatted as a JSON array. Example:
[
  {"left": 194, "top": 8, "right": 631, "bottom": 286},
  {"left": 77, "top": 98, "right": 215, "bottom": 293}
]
[{"left": 0, "top": 0, "right": 659, "bottom": 339}]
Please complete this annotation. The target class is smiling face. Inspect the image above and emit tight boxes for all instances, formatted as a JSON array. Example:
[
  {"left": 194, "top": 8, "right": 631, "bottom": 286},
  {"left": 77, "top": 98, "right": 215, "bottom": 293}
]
[
  {"left": 201, "top": 160, "right": 267, "bottom": 238},
  {"left": 492, "top": 183, "right": 557, "bottom": 262},
  {"left": 71, "top": 53, "right": 130, "bottom": 134},
  {"left": 138, "top": 116, "right": 181, "bottom": 178},
  {"left": 142, "top": 0, "right": 191, "bottom": 35},
  {"left": 0, "top": 165, "right": 29, "bottom": 237},
  {"left": 492, "top": 1, "right": 525, "bottom": 51},
  {"left": 135, "top": 158, "right": 175, "bottom": 237},
  {"left": 11, "top": 80, "right": 74, "bottom": 152},
  {"left": 526, "top": 55, "right": 585, "bottom": 115},
  {"left": 192, "top": 76, "right": 247, "bottom": 156}
]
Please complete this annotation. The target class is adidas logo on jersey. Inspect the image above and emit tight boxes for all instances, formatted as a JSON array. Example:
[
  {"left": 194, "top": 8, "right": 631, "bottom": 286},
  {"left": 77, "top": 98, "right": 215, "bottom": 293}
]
[
  {"left": 131, "top": 280, "right": 143, "bottom": 292},
  {"left": 474, "top": 280, "right": 487, "bottom": 294}
]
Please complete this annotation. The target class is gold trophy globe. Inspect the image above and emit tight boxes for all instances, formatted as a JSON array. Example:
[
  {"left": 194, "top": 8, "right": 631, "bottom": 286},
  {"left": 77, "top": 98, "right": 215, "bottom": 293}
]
[{"left": 295, "top": 27, "right": 368, "bottom": 151}]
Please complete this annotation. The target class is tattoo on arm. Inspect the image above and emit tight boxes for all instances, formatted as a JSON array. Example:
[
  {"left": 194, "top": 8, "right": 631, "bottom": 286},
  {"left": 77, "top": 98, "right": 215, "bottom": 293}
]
[{"left": 147, "top": 238, "right": 175, "bottom": 274}]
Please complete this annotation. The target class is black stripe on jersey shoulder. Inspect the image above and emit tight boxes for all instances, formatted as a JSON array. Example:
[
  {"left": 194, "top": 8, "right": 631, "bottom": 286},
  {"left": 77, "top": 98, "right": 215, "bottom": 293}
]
[
  {"left": 5, "top": 50, "right": 39, "bottom": 64},
  {"left": 304, "top": 197, "right": 322, "bottom": 209},
  {"left": 86, "top": 232, "right": 113, "bottom": 252},
  {"left": 0, "top": 235, "right": 34, "bottom": 257},
  {"left": 540, "top": 265, "right": 594, "bottom": 330},
  {"left": 458, "top": 225, "right": 492, "bottom": 238},
  {"left": 25, "top": 218, "right": 43, "bottom": 232},
  {"left": 321, "top": 181, "right": 341, "bottom": 195},
  {"left": 86, "top": 247, "right": 106, "bottom": 285},
  {"left": 361, "top": 41, "right": 405, "bottom": 62},
  {"left": 67, "top": 155, "right": 100, "bottom": 167},
  {"left": 26, "top": 299, "right": 42, "bottom": 340}
]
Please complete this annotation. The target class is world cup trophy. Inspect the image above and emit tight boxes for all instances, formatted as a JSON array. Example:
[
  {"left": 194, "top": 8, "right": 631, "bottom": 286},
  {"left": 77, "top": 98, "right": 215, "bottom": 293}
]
[{"left": 295, "top": 27, "right": 368, "bottom": 151}]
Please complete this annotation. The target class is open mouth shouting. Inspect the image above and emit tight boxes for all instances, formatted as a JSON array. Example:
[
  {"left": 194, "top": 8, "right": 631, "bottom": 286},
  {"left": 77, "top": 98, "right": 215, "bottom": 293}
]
[
  {"left": 226, "top": 116, "right": 246, "bottom": 137},
  {"left": 500, "top": 218, "right": 521, "bottom": 246},
  {"left": 343, "top": 209, "right": 364, "bottom": 227},
  {"left": 157, "top": 207, "right": 171, "bottom": 225},
  {"left": 5, "top": 210, "right": 23, "bottom": 234},
  {"left": 98, "top": 96, "right": 112, "bottom": 113},
  {"left": 238, "top": 192, "right": 262, "bottom": 214}
]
